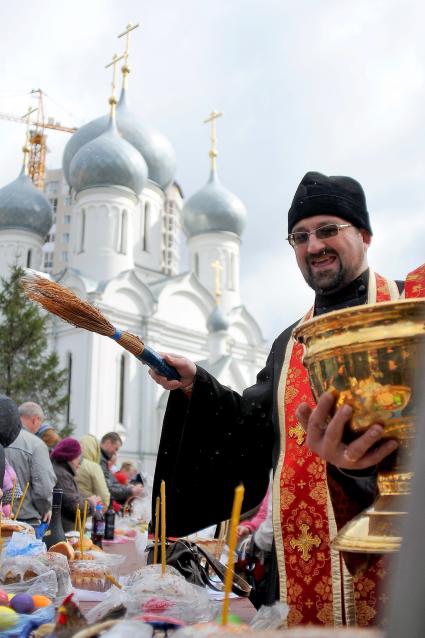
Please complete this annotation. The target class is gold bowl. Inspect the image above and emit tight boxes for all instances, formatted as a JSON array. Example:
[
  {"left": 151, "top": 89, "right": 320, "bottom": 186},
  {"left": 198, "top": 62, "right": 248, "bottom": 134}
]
[{"left": 293, "top": 298, "right": 425, "bottom": 553}]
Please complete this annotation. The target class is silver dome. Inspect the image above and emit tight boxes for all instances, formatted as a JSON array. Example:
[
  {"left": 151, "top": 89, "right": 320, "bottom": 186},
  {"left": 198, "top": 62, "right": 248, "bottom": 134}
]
[
  {"left": 0, "top": 169, "right": 53, "bottom": 238},
  {"left": 182, "top": 170, "right": 246, "bottom": 237},
  {"left": 63, "top": 90, "right": 176, "bottom": 190},
  {"left": 69, "top": 119, "right": 148, "bottom": 195},
  {"left": 207, "top": 305, "right": 230, "bottom": 332}
]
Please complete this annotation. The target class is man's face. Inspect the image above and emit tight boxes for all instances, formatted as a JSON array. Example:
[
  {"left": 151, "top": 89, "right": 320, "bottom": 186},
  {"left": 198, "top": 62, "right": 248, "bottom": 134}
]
[
  {"left": 102, "top": 439, "right": 122, "bottom": 456},
  {"left": 291, "top": 214, "right": 371, "bottom": 294}
]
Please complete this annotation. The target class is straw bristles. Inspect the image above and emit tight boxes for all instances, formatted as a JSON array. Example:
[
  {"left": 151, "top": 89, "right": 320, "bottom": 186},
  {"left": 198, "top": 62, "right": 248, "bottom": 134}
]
[
  {"left": 116, "top": 331, "right": 144, "bottom": 357},
  {"left": 21, "top": 273, "right": 115, "bottom": 336}
]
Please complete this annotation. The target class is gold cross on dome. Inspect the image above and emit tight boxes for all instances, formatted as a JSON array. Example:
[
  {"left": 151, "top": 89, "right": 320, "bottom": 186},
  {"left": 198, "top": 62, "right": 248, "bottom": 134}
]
[
  {"left": 203, "top": 110, "right": 223, "bottom": 171},
  {"left": 211, "top": 259, "right": 224, "bottom": 304},
  {"left": 105, "top": 53, "right": 125, "bottom": 115},
  {"left": 118, "top": 22, "right": 140, "bottom": 88},
  {"left": 289, "top": 523, "right": 321, "bottom": 562}
]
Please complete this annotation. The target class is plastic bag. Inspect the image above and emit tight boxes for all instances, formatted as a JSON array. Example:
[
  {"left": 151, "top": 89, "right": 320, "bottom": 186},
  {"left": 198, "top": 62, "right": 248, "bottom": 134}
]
[
  {"left": 1, "top": 603, "right": 55, "bottom": 638},
  {"left": 0, "top": 555, "right": 49, "bottom": 584},
  {"left": 40, "top": 552, "right": 73, "bottom": 598},
  {"left": 2, "top": 531, "right": 46, "bottom": 558},
  {"left": 124, "top": 564, "right": 214, "bottom": 624},
  {"left": 3, "top": 569, "right": 58, "bottom": 600},
  {"left": 85, "top": 585, "right": 131, "bottom": 624},
  {"left": 249, "top": 601, "right": 289, "bottom": 630}
]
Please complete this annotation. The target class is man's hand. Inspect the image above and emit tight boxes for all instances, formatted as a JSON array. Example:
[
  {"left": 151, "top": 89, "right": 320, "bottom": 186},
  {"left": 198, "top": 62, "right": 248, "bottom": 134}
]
[
  {"left": 296, "top": 392, "right": 398, "bottom": 470},
  {"left": 237, "top": 524, "right": 251, "bottom": 540},
  {"left": 148, "top": 354, "right": 196, "bottom": 392},
  {"left": 42, "top": 510, "right": 52, "bottom": 524}
]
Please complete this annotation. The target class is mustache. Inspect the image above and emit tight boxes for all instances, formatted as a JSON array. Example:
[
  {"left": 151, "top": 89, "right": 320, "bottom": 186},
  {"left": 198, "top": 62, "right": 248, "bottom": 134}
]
[{"left": 306, "top": 248, "right": 338, "bottom": 266}]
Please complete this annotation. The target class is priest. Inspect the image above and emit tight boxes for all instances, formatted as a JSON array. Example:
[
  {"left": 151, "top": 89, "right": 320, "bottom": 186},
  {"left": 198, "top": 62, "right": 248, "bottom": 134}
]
[{"left": 150, "top": 171, "right": 425, "bottom": 627}]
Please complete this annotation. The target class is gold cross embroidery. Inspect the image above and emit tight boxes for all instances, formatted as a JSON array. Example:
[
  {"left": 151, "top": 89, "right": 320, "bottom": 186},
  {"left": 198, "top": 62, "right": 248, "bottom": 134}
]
[
  {"left": 289, "top": 422, "right": 306, "bottom": 446},
  {"left": 290, "top": 523, "right": 321, "bottom": 562}
]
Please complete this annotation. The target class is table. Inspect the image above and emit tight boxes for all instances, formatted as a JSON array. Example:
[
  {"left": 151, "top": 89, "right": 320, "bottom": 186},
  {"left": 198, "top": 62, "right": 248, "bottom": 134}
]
[{"left": 80, "top": 539, "right": 256, "bottom": 623}]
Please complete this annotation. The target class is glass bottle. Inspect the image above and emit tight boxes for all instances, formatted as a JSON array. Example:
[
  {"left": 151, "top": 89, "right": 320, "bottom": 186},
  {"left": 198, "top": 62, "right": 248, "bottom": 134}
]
[
  {"left": 43, "top": 488, "right": 66, "bottom": 549},
  {"left": 91, "top": 504, "right": 105, "bottom": 549},
  {"left": 104, "top": 504, "right": 115, "bottom": 540}
]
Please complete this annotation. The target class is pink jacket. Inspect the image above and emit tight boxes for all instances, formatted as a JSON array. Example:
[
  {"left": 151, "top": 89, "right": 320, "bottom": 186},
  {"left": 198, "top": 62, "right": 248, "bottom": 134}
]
[
  {"left": 241, "top": 487, "right": 269, "bottom": 533},
  {"left": 2, "top": 461, "right": 19, "bottom": 518}
]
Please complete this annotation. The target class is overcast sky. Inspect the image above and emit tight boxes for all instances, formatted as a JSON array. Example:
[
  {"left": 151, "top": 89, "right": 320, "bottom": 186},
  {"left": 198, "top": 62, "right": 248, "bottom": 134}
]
[{"left": 0, "top": 1, "right": 424, "bottom": 344}]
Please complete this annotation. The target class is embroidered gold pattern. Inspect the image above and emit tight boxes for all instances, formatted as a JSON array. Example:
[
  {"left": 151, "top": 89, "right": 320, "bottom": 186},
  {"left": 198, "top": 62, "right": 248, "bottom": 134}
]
[
  {"left": 290, "top": 523, "right": 321, "bottom": 562},
  {"left": 289, "top": 422, "right": 306, "bottom": 445}
]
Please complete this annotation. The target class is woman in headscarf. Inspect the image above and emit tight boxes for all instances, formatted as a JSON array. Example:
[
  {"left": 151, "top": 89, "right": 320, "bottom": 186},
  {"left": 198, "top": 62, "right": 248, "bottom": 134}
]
[
  {"left": 76, "top": 434, "right": 110, "bottom": 508},
  {"left": 50, "top": 437, "right": 97, "bottom": 531}
]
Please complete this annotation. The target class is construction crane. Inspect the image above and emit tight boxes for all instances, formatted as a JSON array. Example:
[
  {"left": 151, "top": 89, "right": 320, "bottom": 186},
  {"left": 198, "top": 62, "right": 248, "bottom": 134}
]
[{"left": 0, "top": 88, "right": 77, "bottom": 190}]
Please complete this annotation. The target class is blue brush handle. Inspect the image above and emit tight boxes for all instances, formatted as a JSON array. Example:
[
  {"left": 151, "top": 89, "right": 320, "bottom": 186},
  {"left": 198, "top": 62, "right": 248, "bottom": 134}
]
[{"left": 136, "top": 345, "right": 181, "bottom": 381}]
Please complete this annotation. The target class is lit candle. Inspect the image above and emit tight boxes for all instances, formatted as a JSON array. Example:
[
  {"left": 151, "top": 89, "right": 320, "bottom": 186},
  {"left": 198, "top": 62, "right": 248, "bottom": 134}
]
[
  {"left": 14, "top": 482, "right": 29, "bottom": 521},
  {"left": 153, "top": 496, "right": 160, "bottom": 565},
  {"left": 160, "top": 481, "right": 166, "bottom": 576},
  {"left": 221, "top": 484, "right": 244, "bottom": 625}
]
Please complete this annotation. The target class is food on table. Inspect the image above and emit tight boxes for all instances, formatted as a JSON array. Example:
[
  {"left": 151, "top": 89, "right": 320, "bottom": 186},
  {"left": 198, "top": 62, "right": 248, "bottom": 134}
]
[
  {"left": 49, "top": 540, "right": 75, "bottom": 561},
  {"left": 10, "top": 592, "right": 35, "bottom": 614},
  {"left": 32, "top": 594, "right": 52, "bottom": 608},
  {"left": 0, "top": 519, "right": 35, "bottom": 537},
  {"left": 0, "top": 589, "right": 9, "bottom": 606},
  {"left": 0, "top": 605, "right": 18, "bottom": 630},
  {"left": 69, "top": 561, "right": 115, "bottom": 592}
]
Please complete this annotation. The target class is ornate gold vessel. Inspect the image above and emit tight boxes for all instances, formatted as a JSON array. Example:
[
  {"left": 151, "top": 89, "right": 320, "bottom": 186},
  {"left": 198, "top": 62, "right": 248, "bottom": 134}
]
[{"left": 293, "top": 299, "right": 425, "bottom": 553}]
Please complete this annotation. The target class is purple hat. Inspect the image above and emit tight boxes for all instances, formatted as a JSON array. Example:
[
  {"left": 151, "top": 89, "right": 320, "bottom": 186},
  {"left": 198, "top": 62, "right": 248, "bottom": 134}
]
[{"left": 51, "top": 437, "right": 81, "bottom": 462}]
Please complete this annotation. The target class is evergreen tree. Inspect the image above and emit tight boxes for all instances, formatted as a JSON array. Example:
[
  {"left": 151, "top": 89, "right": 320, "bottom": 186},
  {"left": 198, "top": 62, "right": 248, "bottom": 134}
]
[{"left": 0, "top": 265, "right": 69, "bottom": 423}]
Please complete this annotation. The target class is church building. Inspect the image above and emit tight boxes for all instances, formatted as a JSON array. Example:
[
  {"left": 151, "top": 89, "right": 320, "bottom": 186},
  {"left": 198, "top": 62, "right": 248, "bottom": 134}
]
[{"left": 0, "top": 47, "right": 267, "bottom": 473}]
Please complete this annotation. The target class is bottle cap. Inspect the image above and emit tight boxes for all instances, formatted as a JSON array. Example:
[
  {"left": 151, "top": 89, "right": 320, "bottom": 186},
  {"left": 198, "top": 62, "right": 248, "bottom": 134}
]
[
  {"left": 96, "top": 504, "right": 103, "bottom": 511},
  {"left": 52, "top": 488, "right": 63, "bottom": 507}
]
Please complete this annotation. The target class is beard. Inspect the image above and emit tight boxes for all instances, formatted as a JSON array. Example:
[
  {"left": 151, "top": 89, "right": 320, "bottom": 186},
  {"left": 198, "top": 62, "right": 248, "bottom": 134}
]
[{"left": 304, "top": 250, "right": 350, "bottom": 294}]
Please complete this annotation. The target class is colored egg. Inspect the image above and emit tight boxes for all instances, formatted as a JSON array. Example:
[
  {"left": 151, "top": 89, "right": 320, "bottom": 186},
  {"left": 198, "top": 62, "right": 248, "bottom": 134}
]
[
  {"left": 0, "top": 606, "right": 18, "bottom": 630},
  {"left": 10, "top": 592, "right": 35, "bottom": 614},
  {"left": 32, "top": 594, "right": 52, "bottom": 608},
  {"left": 7, "top": 593, "right": 14, "bottom": 601},
  {"left": 0, "top": 589, "right": 9, "bottom": 606}
]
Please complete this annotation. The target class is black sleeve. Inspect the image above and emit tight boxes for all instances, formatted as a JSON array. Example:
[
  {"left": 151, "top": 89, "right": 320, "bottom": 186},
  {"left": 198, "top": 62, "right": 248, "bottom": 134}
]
[{"left": 153, "top": 349, "right": 276, "bottom": 537}]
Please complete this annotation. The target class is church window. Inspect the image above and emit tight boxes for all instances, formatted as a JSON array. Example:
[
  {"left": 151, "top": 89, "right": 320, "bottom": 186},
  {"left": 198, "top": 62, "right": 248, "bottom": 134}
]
[
  {"left": 229, "top": 253, "right": 236, "bottom": 290},
  {"left": 79, "top": 209, "right": 86, "bottom": 253},
  {"left": 61, "top": 252, "right": 68, "bottom": 263},
  {"left": 194, "top": 253, "right": 199, "bottom": 276},
  {"left": 118, "top": 354, "right": 126, "bottom": 425},
  {"left": 26, "top": 249, "right": 32, "bottom": 268},
  {"left": 118, "top": 210, "right": 128, "bottom": 254},
  {"left": 143, "top": 202, "right": 150, "bottom": 251},
  {"left": 65, "top": 352, "right": 72, "bottom": 425},
  {"left": 62, "top": 233, "right": 70, "bottom": 244},
  {"left": 64, "top": 215, "right": 71, "bottom": 225}
]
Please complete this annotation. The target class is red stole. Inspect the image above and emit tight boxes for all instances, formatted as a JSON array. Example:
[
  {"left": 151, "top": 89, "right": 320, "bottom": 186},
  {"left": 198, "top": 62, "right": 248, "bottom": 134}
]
[{"left": 272, "top": 271, "right": 411, "bottom": 627}]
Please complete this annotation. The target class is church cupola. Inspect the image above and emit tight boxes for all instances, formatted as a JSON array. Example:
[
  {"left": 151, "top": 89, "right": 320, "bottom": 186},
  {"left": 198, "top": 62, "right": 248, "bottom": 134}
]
[
  {"left": 183, "top": 111, "right": 245, "bottom": 312},
  {"left": 0, "top": 118, "right": 53, "bottom": 274},
  {"left": 68, "top": 54, "right": 146, "bottom": 282}
]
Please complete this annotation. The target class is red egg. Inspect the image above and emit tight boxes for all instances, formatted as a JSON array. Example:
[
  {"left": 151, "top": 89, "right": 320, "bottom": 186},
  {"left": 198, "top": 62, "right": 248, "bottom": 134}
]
[
  {"left": 10, "top": 593, "right": 35, "bottom": 614},
  {"left": 0, "top": 589, "right": 8, "bottom": 606}
]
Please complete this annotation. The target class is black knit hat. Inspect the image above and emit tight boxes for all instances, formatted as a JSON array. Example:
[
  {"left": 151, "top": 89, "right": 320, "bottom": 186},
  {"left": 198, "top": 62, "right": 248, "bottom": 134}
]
[{"left": 288, "top": 172, "right": 373, "bottom": 235}]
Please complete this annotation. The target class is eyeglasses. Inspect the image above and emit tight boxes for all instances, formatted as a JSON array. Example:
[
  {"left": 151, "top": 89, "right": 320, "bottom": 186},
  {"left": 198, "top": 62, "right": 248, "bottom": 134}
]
[{"left": 287, "top": 223, "right": 353, "bottom": 248}]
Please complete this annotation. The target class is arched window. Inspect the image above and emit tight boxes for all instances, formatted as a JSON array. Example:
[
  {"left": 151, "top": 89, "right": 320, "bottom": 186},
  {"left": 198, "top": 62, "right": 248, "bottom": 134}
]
[
  {"left": 229, "top": 253, "right": 236, "bottom": 290},
  {"left": 118, "top": 210, "right": 128, "bottom": 254},
  {"left": 194, "top": 252, "right": 199, "bottom": 277},
  {"left": 118, "top": 354, "right": 126, "bottom": 425},
  {"left": 79, "top": 209, "right": 86, "bottom": 253},
  {"left": 26, "top": 249, "right": 32, "bottom": 268},
  {"left": 143, "top": 202, "right": 150, "bottom": 252},
  {"left": 66, "top": 352, "right": 72, "bottom": 425}
]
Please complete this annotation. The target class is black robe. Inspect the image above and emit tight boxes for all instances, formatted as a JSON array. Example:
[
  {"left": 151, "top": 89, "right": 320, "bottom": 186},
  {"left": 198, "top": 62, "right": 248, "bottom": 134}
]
[{"left": 153, "top": 271, "right": 383, "bottom": 538}]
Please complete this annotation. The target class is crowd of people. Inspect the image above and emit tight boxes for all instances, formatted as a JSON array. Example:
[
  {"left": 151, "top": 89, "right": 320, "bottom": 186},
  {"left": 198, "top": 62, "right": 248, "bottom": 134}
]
[{"left": 0, "top": 398, "right": 145, "bottom": 533}]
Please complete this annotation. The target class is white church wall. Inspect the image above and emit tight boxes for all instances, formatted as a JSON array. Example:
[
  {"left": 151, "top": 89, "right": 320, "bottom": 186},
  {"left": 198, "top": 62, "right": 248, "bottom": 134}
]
[
  {"left": 187, "top": 231, "right": 241, "bottom": 312},
  {"left": 0, "top": 229, "right": 43, "bottom": 274},
  {"left": 134, "top": 185, "right": 165, "bottom": 273},
  {"left": 70, "top": 186, "right": 137, "bottom": 281}
]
